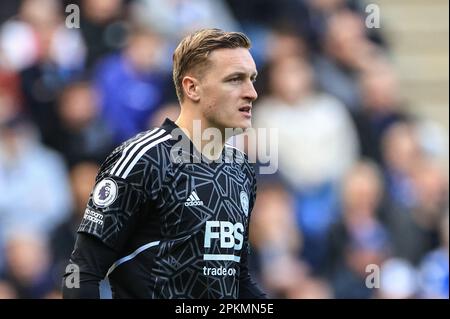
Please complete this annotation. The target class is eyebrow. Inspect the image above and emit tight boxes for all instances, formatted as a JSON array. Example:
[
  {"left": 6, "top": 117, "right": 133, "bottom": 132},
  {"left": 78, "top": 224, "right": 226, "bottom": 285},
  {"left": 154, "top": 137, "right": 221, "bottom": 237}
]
[{"left": 225, "top": 71, "right": 258, "bottom": 79}]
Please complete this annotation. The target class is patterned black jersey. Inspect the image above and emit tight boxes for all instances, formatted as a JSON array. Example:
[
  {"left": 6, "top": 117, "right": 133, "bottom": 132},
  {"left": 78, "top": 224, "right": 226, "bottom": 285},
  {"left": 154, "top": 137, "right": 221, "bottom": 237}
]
[{"left": 76, "top": 118, "right": 261, "bottom": 299}]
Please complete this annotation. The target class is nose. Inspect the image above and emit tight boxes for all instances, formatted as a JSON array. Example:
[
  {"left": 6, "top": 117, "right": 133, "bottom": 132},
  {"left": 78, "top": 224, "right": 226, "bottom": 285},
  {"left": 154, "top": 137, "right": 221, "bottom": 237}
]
[{"left": 244, "top": 81, "right": 258, "bottom": 102}]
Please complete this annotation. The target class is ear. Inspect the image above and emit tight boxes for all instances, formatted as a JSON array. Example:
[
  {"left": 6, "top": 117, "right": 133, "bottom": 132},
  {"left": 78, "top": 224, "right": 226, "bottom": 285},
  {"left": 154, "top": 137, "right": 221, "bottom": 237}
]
[{"left": 182, "top": 76, "right": 200, "bottom": 102}]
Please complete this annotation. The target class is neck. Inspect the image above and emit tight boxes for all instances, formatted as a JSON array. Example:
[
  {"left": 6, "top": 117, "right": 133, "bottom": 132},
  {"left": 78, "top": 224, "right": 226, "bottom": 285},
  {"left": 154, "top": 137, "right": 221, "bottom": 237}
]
[{"left": 175, "top": 107, "right": 225, "bottom": 161}]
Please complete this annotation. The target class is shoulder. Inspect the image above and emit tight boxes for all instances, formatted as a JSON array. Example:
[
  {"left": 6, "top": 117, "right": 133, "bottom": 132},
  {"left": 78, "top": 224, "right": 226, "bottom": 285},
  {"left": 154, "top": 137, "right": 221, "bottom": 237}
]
[
  {"left": 224, "top": 143, "right": 256, "bottom": 177},
  {"left": 104, "top": 127, "right": 174, "bottom": 179},
  {"left": 224, "top": 143, "right": 248, "bottom": 162}
]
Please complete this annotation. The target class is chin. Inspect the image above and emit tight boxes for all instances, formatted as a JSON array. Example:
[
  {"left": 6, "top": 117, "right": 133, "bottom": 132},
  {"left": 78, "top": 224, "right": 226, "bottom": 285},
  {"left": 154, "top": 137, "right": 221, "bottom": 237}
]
[
  {"left": 241, "top": 120, "right": 253, "bottom": 130},
  {"left": 215, "top": 118, "right": 252, "bottom": 134},
  {"left": 233, "top": 118, "right": 252, "bottom": 129}
]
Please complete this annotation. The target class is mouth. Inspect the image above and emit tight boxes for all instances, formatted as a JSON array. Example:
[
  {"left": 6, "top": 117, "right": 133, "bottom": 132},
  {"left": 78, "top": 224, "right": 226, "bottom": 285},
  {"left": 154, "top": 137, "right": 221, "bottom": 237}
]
[{"left": 239, "top": 105, "right": 252, "bottom": 118}]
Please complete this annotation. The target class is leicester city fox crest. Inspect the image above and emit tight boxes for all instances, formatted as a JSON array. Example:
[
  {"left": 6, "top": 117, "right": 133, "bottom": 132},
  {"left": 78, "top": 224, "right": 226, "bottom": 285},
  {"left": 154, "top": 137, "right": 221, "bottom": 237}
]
[{"left": 240, "top": 191, "right": 249, "bottom": 217}]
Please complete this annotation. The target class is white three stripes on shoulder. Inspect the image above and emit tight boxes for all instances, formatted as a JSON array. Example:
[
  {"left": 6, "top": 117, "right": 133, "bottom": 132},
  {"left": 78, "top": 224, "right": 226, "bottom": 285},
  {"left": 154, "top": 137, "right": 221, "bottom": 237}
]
[
  {"left": 110, "top": 128, "right": 161, "bottom": 176},
  {"left": 120, "top": 134, "right": 172, "bottom": 178},
  {"left": 110, "top": 128, "right": 172, "bottom": 179}
]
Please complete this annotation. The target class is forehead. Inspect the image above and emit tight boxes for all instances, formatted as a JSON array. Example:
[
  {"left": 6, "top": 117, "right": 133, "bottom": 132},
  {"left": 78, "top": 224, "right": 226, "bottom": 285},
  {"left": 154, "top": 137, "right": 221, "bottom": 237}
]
[{"left": 208, "top": 48, "right": 257, "bottom": 75}]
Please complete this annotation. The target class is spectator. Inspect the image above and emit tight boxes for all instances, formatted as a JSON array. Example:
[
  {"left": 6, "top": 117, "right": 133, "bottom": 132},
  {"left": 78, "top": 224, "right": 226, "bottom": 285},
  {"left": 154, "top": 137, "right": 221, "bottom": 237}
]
[
  {"left": 131, "top": 0, "right": 240, "bottom": 40},
  {"left": 250, "top": 182, "right": 304, "bottom": 297},
  {"left": 0, "top": 115, "right": 72, "bottom": 243},
  {"left": 17, "top": 0, "right": 86, "bottom": 148},
  {"left": 326, "top": 161, "right": 391, "bottom": 298},
  {"left": 94, "top": 26, "right": 172, "bottom": 144},
  {"left": 351, "top": 59, "right": 410, "bottom": 164},
  {"left": 381, "top": 122, "right": 423, "bottom": 211},
  {"left": 54, "top": 80, "right": 114, "bottom": 166},
  {"left": 0, "top": 231, "right": 55, "bottom": 298},
  {"left": 418, "top": 212, "right": 449, "bottom": 299},
  {"left": 385, "top": 158, "right": 448, "bottom": 264},
  {"left": 254, "top": 55, "right": 359, "bottom": 269},
  {"left": 79, "top": 0, "right": 126, "bottom": 68},
  {"left": 314, "top": 10, "right": 380, "bottom": 110}
]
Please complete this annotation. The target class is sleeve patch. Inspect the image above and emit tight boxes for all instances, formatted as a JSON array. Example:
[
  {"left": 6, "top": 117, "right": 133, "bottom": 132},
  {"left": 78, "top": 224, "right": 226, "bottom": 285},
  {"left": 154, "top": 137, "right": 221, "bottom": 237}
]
[{"left": 92, "top": 178, "right": 118, "bottom": 208}]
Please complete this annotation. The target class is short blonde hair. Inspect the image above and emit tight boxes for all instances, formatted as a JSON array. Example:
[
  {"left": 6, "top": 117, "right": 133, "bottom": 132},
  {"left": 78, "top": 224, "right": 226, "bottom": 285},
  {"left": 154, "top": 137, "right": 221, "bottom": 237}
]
[{"left": 172, "top": 28, "right": 251, "bottom": 102}]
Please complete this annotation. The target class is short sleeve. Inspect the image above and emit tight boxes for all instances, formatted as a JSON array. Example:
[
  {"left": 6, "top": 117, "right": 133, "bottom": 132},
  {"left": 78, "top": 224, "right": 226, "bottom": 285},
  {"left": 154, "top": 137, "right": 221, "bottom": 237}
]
[
  {"left": 78, "top": 173, "right": 148, "bottom": 251},
  {"left": 78, "top": 128, "right": 171, "bottom": 250}
]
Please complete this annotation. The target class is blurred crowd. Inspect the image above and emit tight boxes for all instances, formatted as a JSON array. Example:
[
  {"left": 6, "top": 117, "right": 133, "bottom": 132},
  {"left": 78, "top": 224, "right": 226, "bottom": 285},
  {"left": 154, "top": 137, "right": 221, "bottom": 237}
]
[{"left": 0, "top": 0, "right": 448, "bottom": 299}]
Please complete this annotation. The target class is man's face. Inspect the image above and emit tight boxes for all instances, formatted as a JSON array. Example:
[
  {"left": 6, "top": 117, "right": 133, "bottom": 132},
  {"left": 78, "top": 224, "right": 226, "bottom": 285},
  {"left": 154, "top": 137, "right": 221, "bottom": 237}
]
[{"left": 197, "top": 48, "right": 258, "bottom": 131}]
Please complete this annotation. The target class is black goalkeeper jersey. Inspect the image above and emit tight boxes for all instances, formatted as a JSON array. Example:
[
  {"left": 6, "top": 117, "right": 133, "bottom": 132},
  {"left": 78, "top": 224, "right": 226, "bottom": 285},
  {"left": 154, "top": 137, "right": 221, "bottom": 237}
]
[{"left": 66, "top": 118, "right": 265, "bottom": 299}]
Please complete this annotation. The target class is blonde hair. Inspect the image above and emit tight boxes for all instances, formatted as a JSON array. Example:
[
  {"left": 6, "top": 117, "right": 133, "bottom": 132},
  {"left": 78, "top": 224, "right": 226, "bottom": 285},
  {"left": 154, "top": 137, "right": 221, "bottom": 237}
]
[{"left": 172, "top": 28, "right": 251, "bottom": 102}]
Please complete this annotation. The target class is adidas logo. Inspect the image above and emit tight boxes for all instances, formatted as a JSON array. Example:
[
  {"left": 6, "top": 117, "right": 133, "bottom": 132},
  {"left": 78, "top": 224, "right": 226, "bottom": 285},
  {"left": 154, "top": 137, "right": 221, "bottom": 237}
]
[{"left": 184, "top": 191, "right": 204, "bottom": 207}]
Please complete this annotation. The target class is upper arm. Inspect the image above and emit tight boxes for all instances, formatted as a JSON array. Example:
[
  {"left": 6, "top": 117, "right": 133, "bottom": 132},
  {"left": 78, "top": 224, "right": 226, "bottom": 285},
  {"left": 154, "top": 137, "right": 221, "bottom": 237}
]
[
  {"left": 77, "top": 173, "right": 148, "bottom": 251},
  {"left": 78, "top": 129, "right": 171, "bottom": 251}
]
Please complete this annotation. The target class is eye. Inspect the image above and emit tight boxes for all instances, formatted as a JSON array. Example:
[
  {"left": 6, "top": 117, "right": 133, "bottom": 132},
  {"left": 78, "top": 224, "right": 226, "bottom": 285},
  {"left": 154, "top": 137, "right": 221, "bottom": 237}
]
[{"left": 229, "top": 77, "right": 241, "bottom": 83}]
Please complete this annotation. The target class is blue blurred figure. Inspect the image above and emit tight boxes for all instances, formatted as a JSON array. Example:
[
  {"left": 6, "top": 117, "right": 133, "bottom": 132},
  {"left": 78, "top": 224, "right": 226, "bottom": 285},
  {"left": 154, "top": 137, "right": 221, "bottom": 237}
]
[{"left": 94, "top": 27, "right": 172, "bottom": 144}]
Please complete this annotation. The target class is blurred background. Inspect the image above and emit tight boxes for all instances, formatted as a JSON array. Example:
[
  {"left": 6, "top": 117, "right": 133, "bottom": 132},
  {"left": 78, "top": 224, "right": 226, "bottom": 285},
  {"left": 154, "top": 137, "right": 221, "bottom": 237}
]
[{"left": 0, "top": 0, "right": 448, "bottom": 299}]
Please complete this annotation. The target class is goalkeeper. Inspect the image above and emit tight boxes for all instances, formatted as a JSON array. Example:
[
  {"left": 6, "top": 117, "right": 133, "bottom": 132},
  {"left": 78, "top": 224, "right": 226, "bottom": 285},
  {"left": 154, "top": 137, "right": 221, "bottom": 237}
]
[{"left": 62, "top": 28, "right": 266, "bottom": 299}]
